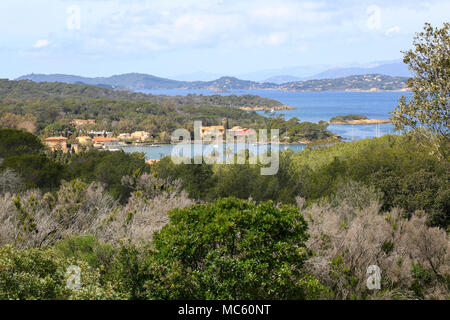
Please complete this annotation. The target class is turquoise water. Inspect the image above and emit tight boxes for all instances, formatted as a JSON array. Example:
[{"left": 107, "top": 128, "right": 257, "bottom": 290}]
[
  {"left": 121, "top": 143, "right": 306, "bottom": 161},
  {"left": 125, "top": 89, "right": 411, "bottom": 160}
]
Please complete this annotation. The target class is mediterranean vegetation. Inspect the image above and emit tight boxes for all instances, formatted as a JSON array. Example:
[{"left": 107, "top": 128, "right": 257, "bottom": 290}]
[
  {"left": 0, "top": 23, "right": 448, "bottom": 300},
  {"left": 0, "top": 79, "right": 332, "bottom": 143}
]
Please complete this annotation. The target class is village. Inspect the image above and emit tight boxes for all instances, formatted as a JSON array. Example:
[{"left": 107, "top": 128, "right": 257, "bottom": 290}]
[{"left": 44, "top": 119, "right": 257, "bottom": 154}]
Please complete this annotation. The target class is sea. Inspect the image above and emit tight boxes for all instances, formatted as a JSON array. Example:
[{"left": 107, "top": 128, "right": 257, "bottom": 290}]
[{"left": 121, "top": 89, "right": 411, "bottom": 160}]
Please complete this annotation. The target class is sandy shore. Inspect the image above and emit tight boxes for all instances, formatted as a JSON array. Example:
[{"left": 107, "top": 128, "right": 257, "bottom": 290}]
[
  {"left": 240, "top": 105, "right": 294, "bottom": 111},
  {"left": 329, "top": 119, "right": 391, "bottom": 125}
]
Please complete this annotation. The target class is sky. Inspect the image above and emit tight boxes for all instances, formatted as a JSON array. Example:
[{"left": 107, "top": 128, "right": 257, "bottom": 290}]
[{"left": 1, "top": 0, "right": 449, "bottom": 80}]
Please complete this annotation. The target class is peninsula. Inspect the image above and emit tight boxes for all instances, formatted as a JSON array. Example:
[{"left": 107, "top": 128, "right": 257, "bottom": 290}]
[{"left": 329, "top": 115, "right": 391, "bottom": 125}]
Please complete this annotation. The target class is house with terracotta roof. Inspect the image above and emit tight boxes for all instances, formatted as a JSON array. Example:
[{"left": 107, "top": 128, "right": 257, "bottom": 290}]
[
  {"left": 76, "top": 136, "right": 93, "bottom": 145},
  {"left": 131, "top": 131, "right": 151, "bottom": 141},
  {"left": 118, "top": 133, "right": 132, "bottom": 141},
  {"left": 229, "top": 126, "right": 256, "bottom": 137},
  {"left": 93, "top": 137, "right": 119, "bottom": 148},
  {"left": 201, "top": 126, "right": 225, "bottom": 139},
  {"left": 45, "top": 136, "right": 68, "bottom": 152}
]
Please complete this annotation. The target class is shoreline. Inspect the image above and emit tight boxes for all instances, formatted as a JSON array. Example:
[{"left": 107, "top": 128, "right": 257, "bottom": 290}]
[
  {"left": 239, "top": 105, "right": 294, "bottom": 111},
  {"left": 329, "top": 119, "right": 391, "bottom": 125}
]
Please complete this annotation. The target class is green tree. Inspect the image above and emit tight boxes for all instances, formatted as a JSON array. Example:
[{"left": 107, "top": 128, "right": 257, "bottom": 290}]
[
  {"left": 391, "top": 22, "right": 450, "bottom": 159},
  {"left": 146, "top": 198, "right": 327, "bottom": 299},
  {"left": 0, "top": 128, "right": 44, "bottom": 158},
  {"left": 67, "top": 150, "right": 149, "bottom": 201},
  {"left": 1, "top": 154, "right": 67, "bottom": 189}
]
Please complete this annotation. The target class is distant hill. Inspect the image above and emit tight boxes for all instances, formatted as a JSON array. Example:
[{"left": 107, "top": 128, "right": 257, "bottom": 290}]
[
  {"left": 17, "top": 73, "right": 187, "bottom": 90},
  {"left": 281, "top": 74, "right": 408, "bottom": 92},
  {"left": 246, "top": 60, "right": 412, "bottom": 83},
  {"left": 304, "top": 61, "right": 412, "bottom": 80},
  {"left": 1, "top": 79, "right": 285, "bottom": 110},
  {"left": 16, "top": 73, "right": 408, "bottom": 92}
]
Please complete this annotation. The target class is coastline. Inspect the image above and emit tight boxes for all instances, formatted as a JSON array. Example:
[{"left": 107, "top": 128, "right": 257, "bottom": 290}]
[
  {"left": 329, "top": 119, "right": 391, "bottom": 125},
  {"left": 239, "top": 105, "right": 294, "bottom": 111}
]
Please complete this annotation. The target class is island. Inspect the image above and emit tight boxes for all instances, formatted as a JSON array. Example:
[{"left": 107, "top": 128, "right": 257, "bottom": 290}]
[{"left": 329, "top": 115, "right": 391, "bottom": 125}]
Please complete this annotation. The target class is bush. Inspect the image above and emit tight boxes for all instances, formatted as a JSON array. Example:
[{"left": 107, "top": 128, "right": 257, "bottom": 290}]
[
  {"left": 0, "top": 128, "right": 44, "bottom": 158},
  {"left": 0, "top": 244, "right": 125, "bottom": 300},
  {"left": 145, "top": 198, "right": 328, "bottom": 299},
  {"left": 55, "top": 235, "right": 116, "bottom": 269},
  {"left": 67, "top": 150, "right": 150, "bottom": 202},
  {"left": 1, "top": 154, "right": 67, "bottom": 190},
  {"left": 296, "top": 135, "right": 450, "bottom": 228}
]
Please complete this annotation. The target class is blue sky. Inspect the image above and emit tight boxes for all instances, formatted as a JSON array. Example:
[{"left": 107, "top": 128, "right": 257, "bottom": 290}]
[{"left": 1, "top": 0, "right": 449, "bottom": 79}]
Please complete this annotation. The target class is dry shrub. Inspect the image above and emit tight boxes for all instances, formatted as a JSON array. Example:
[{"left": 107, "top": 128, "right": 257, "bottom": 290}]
[
  {"left": 98, "top": 174, "right": 194, "bottom": 243},
  {"left": 302, "top": 196, "right": 449, "bottom": 300},
  {"left": 0, "top": 174, "right": 194, "bottom": 247},
  {"left": 0, "top": 168, "right": 23, "bottom": 195}
]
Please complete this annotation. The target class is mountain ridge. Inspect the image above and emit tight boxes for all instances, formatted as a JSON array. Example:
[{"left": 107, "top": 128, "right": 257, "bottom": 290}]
[{"left": 16, "top": 73, "right": 409, "bottom": 92}]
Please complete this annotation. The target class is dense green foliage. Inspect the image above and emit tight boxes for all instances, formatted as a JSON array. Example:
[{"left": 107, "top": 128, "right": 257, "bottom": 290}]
[
  {"left": 296, "top": 135, "right": 449, "bottom": 228},
  {"left": 0, "top": 243, "right": 128, "bottom": 299},
  {"left": 0, "top": 129, "right": 150, "bottom": 199},
  {"left": 145, "top": 198, "right": 324, "bottom": 299},
  {"left": 0, "top": 199, "right": 329, "bottom": 300},
  {"left": 1, "top": 154, "right": 66, "bottom": 190},
  {"left": 0, "top": 128, "right": 44, "bottom": 158},
  {"left": 66, "top": 150, "right": 149, "bottom": 201},
  {"left": 153, "top": 135, "right": 449, "bottom": 229},
  {"left": 391, "top": 23, "right": 449, "bottom": 159}
]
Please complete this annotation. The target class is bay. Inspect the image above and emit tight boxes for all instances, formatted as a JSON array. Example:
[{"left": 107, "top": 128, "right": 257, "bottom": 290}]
[{"left": 121, "top": 89, "right": 411, "bottom": 160}]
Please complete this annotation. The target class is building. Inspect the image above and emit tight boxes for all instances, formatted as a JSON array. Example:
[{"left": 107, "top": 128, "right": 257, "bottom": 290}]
[
  {"left": 146, "top": 159, "right": 161, "bottom": 166},
  {"left": 45, "top": 136, "right": 68, "bottom": 152},
  {"left": 131, "top": 131, "right": 151, "bottom": 141},
  {"left": 76, "top": 136, "right": 93, "bottom": 145},
  {"left": 118, "top": 133, "right": 132, "bottom": 141},
  {"left": 88, "top": 130, "right": 112, "bottom": 137},
  {"left": 228, "top": 126, "right": 256, "bottom": 137},
  {"left": 71, "top": 119, "right": 96, "bottom": 127},
  {"left": 201, "top": 126, "right": 225, "bottom": 139},
  {"left": 93, "top": 137, "right": 119, "bottom": 148}
]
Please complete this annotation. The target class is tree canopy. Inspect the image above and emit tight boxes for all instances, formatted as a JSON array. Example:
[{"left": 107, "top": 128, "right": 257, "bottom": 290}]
[{"left": 391, "top": 22, "right": 450, "bottom": 159}]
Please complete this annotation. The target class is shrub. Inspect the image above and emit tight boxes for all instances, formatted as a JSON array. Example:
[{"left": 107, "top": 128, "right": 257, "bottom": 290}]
[
  {"left": 145, "top": 198, "right": 328, "bottom": 299},
  {"left": 0, "top": 128, "right": 44, "bottom": 158},
  {"left": 0, "top": 244, "right": 125, "bottom": 300}
]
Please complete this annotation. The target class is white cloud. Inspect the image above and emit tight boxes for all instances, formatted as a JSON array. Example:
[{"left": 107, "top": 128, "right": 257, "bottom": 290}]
[
  {"left": 15, "top": 0, "right": 450, "bottom": 59},
  {"left": 259, "top": 32, "right": 289, "bottom": 46},
  {"left": 33, "top": 40, "right": 50, "bottom": 48},
  {"left": 366, "top": 5, "right": 382, "bottom": 30},
  {"left": 385, "top": 26, "right": 401, "bottom": 36}
]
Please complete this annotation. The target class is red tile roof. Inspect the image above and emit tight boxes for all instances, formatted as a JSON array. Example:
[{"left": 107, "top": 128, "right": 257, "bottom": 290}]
[{"left": 45, "top": 136, "right": 67, "bottom": 141}]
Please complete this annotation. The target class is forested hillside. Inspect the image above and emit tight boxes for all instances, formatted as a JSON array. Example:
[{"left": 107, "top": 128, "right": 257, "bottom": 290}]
[{"left": 0, "top": 79, "right": 332, "bottom": 143}]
